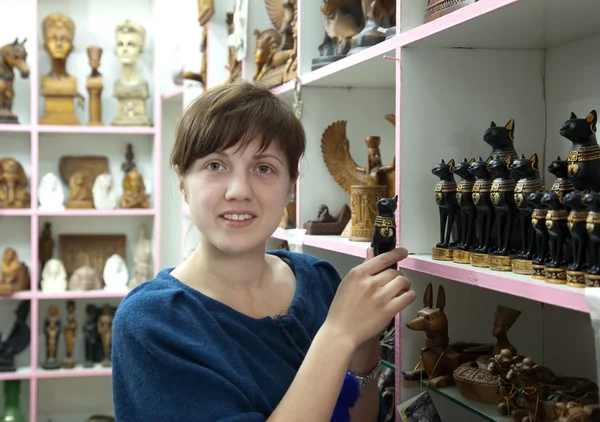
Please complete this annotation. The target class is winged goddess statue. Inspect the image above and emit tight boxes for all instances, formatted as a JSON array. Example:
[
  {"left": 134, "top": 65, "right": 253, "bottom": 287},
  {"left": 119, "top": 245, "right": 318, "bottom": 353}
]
[{"left": 321, "top": 115, "right": 396, "bottom": 199}]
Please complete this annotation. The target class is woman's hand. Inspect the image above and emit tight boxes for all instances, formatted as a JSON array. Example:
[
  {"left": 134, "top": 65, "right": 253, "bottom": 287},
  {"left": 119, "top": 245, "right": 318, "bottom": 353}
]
[{"left": 324, "top": 247, "right": 416, "bottom": 352}]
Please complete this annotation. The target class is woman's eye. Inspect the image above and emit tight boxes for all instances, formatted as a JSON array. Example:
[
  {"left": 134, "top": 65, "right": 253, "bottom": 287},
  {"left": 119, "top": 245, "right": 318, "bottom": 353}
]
[
  {"left": 257, "top": 165, "right": 272, "bottom": 174},
  {"left": 207, "top": 162, "right": 223, "bottom": 171}
]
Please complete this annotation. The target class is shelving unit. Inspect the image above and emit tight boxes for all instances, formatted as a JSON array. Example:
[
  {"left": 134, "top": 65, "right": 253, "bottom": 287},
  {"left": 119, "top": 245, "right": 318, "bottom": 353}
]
[{"left": 174, "top": 0, "right": 600, "bottom": 420}]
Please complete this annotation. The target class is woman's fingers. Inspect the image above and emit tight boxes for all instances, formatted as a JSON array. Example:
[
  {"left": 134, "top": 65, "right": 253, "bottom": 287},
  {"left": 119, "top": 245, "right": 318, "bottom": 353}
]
[{"left": 378, "top": 275, "right": 411, "bottom": 299}]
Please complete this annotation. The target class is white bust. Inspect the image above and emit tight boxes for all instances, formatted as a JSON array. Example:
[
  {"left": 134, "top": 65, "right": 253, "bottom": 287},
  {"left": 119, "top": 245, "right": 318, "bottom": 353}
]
[
  {"left": 38, "top": 172, "right": 65, "bottom": 211},
  {"left": 115, "top": 19, "right": 146, "bottom": 87},
  {"left": 40, "top": 259, "right": 67, "bottom": 293},
  {"left": 92, "top": 173, "right": 117, "bottom": 210},
  {"left": 103, "top": 254, "right": 129, "bottom": 291}
]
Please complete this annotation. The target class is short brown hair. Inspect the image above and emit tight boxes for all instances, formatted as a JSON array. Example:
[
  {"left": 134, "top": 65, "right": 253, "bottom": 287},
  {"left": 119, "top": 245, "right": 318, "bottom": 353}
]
[{"left": 170, "top": 80, "right": 305, "bottom": 180}]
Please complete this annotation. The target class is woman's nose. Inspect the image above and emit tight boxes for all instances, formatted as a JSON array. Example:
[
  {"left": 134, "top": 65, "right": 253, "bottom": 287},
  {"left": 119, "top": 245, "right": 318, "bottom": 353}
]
[{"left": 224, "top": 172, "right": 252, "bottom": 201}]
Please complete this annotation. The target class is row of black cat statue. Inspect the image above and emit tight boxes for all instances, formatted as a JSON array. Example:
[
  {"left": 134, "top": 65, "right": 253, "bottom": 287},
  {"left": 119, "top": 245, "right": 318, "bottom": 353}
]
[{"left": 432, "top": 110, "right": 600, "bottom": 288}]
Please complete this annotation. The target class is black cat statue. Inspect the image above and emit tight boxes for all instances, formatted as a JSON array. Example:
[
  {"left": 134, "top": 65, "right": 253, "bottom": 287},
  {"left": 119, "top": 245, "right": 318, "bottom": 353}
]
[
  {"left": 582, "top": 191, "right": 600, "bottom": 287},
  {"left": 564, "top": 191, "right": 589, "bottom": 287},
  {"left": 560, "top": 110, "right": 600, "bottom": 192},
  {"left": 548, "top": 156, "right": 575, "bottom": 203},
  {"left": 488, "top": 155, "right": 517, "bottom": 271},
  {"left": 528, "top": 191, "right": 549, "bottom": 280},
  {"left": 541, "top": 192, "right": 570, "bottom": 283},
  {"left": 510, "top": 153, "right": 544, "bottom": 274},
  {"left": 431, "top": 159, "right": 460, "bottom": 261},
  {"left": 371, "top": 195, "right": 398, "bottom": 270},
  {"left": 468, "top": 157, "right": 495, "bottom": 268},
  {"left": 451, "top": 158, "right": 477, "bottom": 264},
  {"left": 483, "top": 119, "right": 518, "bottom": 163}
]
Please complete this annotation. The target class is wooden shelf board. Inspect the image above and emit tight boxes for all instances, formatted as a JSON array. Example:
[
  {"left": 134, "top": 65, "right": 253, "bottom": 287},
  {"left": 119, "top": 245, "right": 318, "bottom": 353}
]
[{"left": 400, "top": 254, "right": 590, "bottom": 313}]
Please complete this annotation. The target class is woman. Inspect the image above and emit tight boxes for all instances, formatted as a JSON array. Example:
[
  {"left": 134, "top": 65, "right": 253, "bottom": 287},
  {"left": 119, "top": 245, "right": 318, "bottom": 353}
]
[{"left": 111, "top": 81, "right": 416, "bottom": 421}]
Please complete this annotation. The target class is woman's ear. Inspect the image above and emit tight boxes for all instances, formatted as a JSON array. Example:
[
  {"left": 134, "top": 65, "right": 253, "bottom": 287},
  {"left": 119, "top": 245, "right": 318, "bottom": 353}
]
[{"left": 178, "top": 175, "right": 188, "bottom": 204}]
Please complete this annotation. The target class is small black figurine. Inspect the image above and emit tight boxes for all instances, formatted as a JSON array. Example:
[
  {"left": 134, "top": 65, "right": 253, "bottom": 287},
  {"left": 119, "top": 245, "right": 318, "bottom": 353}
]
[
  {"left": 560, "top": 110, "right": 600, "bottom": 191},
  {"left": 541, "top": 191, "right": 570, "bottom": 283},
  {"left": 564, "top": 190, "right": 589, "bottom": 287},
  {"left": 452, "top": 158, "right": 477, "bottom": 263},
  {"left": 488, "top": 155, "right": 517, "bottom": 271},
  {"left": 431, "top": 159, "right": 460, "bottom": 261},
  {"left": 468, "top": 157, "right": 496, "bottom": 266},
  {"left": 548, "top": 156, "right": 575, "bottom": 203},
  {"left": 0, "top": 301, "right": 30, "bottom": 372},
  {"left": 83, "top": 304, "right": 101, "bottom": 367},
  {"left": 528, "top": 191, "right": 550, "bottom": 280},
  {"left": 483, "top": 119, "right": 518, "bottom": 162},
  {"left": 371, "top": 194, "right": 398, "bottom": 270},
  {"left": 510, "top": 153, "right": 543, "bottom": 273},
  {"left": 582, "top": 191, "right": 600, "bottom": 287}
]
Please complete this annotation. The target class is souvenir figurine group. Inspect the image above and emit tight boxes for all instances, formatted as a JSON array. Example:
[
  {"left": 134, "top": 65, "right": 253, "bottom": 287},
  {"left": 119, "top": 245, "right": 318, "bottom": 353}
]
[
  {"left": 431, "top": 110, "right": 600, "bottom": 288},
  {"left": 0, "top": 13, "right": 151, "bottom": 127}
]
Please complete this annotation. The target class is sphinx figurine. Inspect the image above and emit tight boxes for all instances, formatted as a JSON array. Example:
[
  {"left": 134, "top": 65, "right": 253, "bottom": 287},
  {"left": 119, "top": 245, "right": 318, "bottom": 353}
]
[
  {"left": 120, "top": 169, "right": 151, "bottom": 209},
  {"left": 66, "top": 172, "right": 94, "bottom": 209},
  {"left": 103, "top": 254, "right": 129, "bottom": 292},
  {"left": 92, "top": 173, "right": 117, "bottom": 210},
  {"left": 38, "top": 172, "right": 64, "bottom": 211},
  {"left": 68, "top": 265, "right": 102, "bottom": 291},
  {"left": 86, "top": 46, "right": 103, "bottom": 126},
  {"left": 0, "top": 248, "right": 30, "bottom": 295},
  {"left": 312, "top": 0, "right": 364, "bottom": 70},
  {"left": 40, "top": 13, "right": 83, "bottom": 125},
  {"left": 348, "top": 0, "right": 396, "bottom": 55},
  {"left": 0, "top": 38, "right": 30, "bottom": 124},
  {"left": 111, "top": 20, "right": 151, "bottom": 126},
  {"left": 40, "top": 258, "right": 67, "bottom": 293},
  {"left": 253, "top": 0, "right": 298, "bottom": 88},
  {"left": 0, "top": 158, "right": 30, "bottom": 208}
]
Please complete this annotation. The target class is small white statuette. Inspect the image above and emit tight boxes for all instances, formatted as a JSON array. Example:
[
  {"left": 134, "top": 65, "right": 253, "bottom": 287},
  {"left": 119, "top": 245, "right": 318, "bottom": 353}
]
[
  {"left": 40, "top": 259, "right": 67, "bottom": 293},
  {"left": 129, "top": 224, "right": 152, "bottom": 289},
  {"left": 38, "top": 172, "right": 65, "bottom": 211},
  {"left": 92, "top": 173, "right": 118, "bottom": 210},
  {"left": 103, "top": 254, "right": 129, "bottom": 291}
]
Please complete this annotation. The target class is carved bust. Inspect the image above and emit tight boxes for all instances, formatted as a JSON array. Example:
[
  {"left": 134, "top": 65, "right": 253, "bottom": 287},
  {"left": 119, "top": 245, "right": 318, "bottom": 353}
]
[
  {"left": 87, "top": 46, "right": 102, "bottom": 77},
  {"left": 38, "top": 172, "right": 65, "bottom": 210},
  {"left": 114, "top": 20, "right": 146, "bottom": 88},
  {"left": 66, "top": 172, "right": 93, "bottom": 208},
  {"left": 0, "top": 158, "right": 30, "bottom": 208},
  {"left": 0, "top": 247, "right": 29, "bottom": 294},
  {"left": 40, "top": 258, "right": 67, "bottom": 293},
  {"left": 120, "top": 169, "right": 150, "bottom": 208},
  {"left": 92, "top": 173, "right": 117, "bottom": 210},
  {"left": 42, "top": 13, "right": 75, "bottom": 78}
]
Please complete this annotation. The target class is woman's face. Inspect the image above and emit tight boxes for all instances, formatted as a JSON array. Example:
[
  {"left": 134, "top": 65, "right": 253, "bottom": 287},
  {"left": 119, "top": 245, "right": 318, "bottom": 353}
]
[{"left": 181, "top": 138, "right": 294, "bottom": 256}]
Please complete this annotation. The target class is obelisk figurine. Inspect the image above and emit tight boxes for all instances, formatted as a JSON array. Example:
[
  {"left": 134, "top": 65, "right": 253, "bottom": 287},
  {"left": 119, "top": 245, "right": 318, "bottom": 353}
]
[{"left": 86, "top": 46, "right": 103, "bottom": 126}]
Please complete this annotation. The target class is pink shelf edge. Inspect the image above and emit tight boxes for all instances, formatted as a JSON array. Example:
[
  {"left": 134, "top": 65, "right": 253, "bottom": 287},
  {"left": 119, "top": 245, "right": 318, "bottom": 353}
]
[
  {"left": 37, "top": 125, "right": 156, "bottom": 135},
  {"left": 37, "top": 209, "right": 156, "bottom": 217},
  {"left": 35, "top": 366, "right": 112, "bottom": 379},
  {"left": 0, "top": 124, "right": 31, "bottom": 132},
  {"left": 37, "top": 290, "right": 130, "bottom": 299},
  {"left": 400, "top": 255, "right": 590, "bottom": 313},
  {"left": 302, "top": 235, "right": 369, "bottom": 258},
  {"left": 270, "top": 80, "right": 295, "bottom": 96}
]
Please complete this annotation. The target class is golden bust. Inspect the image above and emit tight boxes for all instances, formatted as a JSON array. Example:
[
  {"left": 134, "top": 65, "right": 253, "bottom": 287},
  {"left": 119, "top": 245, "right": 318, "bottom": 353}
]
[
  {"left": 66, "top": 172, "right": 93, "bottom": 209},
  {"left": 42, "top": 13, "right": 75, "bottom": 77},
  {"left": 120, "top": 169, "right": 150, "bottom": 209},
  {"left": 0, "top": 158, "right": 30, "bottom": 208},
  {"left": 0, "top": 247, "right": 29, "bottom": 294}
]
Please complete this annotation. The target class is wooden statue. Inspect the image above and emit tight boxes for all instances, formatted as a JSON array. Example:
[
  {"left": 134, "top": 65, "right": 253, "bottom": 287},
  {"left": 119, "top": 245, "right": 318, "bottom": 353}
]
[
  {"left": 488, "top": 155, "right": 517, "bottom": 271},
  {"left": 0, "top": 158, "right": 30, "bottom": 208},
  {"left": 510, "top": 153, "right": 544, "bottom": 274},
  {"left": 253, "top": 0, "right": 297, "bottom": 87},
  {"left": 42, "top": 305, "right": 61, "bottom": 370},
  {"left": 528, "top": 191, "right": 550, "bottom": 280},
  {"left": 542, "top": 191, "right": 570, "bottom": 283},
  {"left": 556, "top": 402, "right": 600, "bottom": 422},
  {"left": 66, "top": 172, "right": 94, "bottom": 209},
  {"left": 483, "top": 119, "right": 518, "bottom": 162},
  {"left": 561, "top": 110, "right": 600, "bottom": 192},
  {"left": 39, "top": 222, "right": 55, "bottom": 272},
  {"left": 451, "top": 158, "right": 477, "bottom": 263},
  {"left": 279, "top": 193, "right": 296, "bottom": 229},
  {"left": 468, "top": 157, "right": 495, "bottom": 267},
  {"left": 348, "top": 0, "right": 396, "bottom": 55},
  {"left": 403, "top": 283, "right": 486, "bottom": 388},
  {"left": 492, "top": 305, "right": 521, "bottom": 356},
  {"left": 371, "top": 195, "right": 397, "bottom": 270},
  {"left": 0, "top": 248, "right": 29, "bottom": 295},
  {"left": 121, "top": 143, "right": 136, "bottom": 174},
  {"left": 425, "top": 0, "right": 477, "bottom": 23},
  {"left": 86, "top": 46, "right": 103, "bottom": 126},
  {"left": 198, "top": 0, "right": 215, "bottom": 25},
  {"left": 111, "top": 20, "right": 151, "bottom": 126},
  {"left": 312, "top": 0, "right": 364, "bottom": 70},
  {"left": 583, "top": 191, "right": 600, "bottom": 287},
  {"left": 0, "top": 38, "right": 29, "bottom": 124},
  {"left": 62, "top": 300, "right": 77, "bottom": 369},
  {"left": 183, "top": 27, "right": 207, "bottom": 87},
  {"left": 40, "top": 13, "right": 82, "bottom": 126},
  {"left": 321, "top": 119, "right": 395, "bottom": 242},
  {"left": 226, "top": 12, "right": 242, "bottom": 83},
  {"left": 98, "top": 305, "right": 114, "bottom": 367},
  {"left": 431, "top": 159, "right": 459, "bottom": 261},
  {"left": 303, "top": 204, "right": 351, "bottom": 235},
  {"left": 548, "top": 156, "right": 574, "bottom": 202},
  {"left": 564, "top": 191, "right": 589, "bottom": 288},
  {"left": 0, "top": 301, "right": 30, "bottom": 372},
  {"left": 120, "top": 169, "right": 151, "bottom": 209}
]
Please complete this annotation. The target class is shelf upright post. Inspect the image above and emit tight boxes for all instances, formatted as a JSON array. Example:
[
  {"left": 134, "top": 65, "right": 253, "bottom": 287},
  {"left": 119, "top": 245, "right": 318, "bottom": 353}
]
[{"left": 152, "top": 0, "right": 162, "bottom": 273}]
